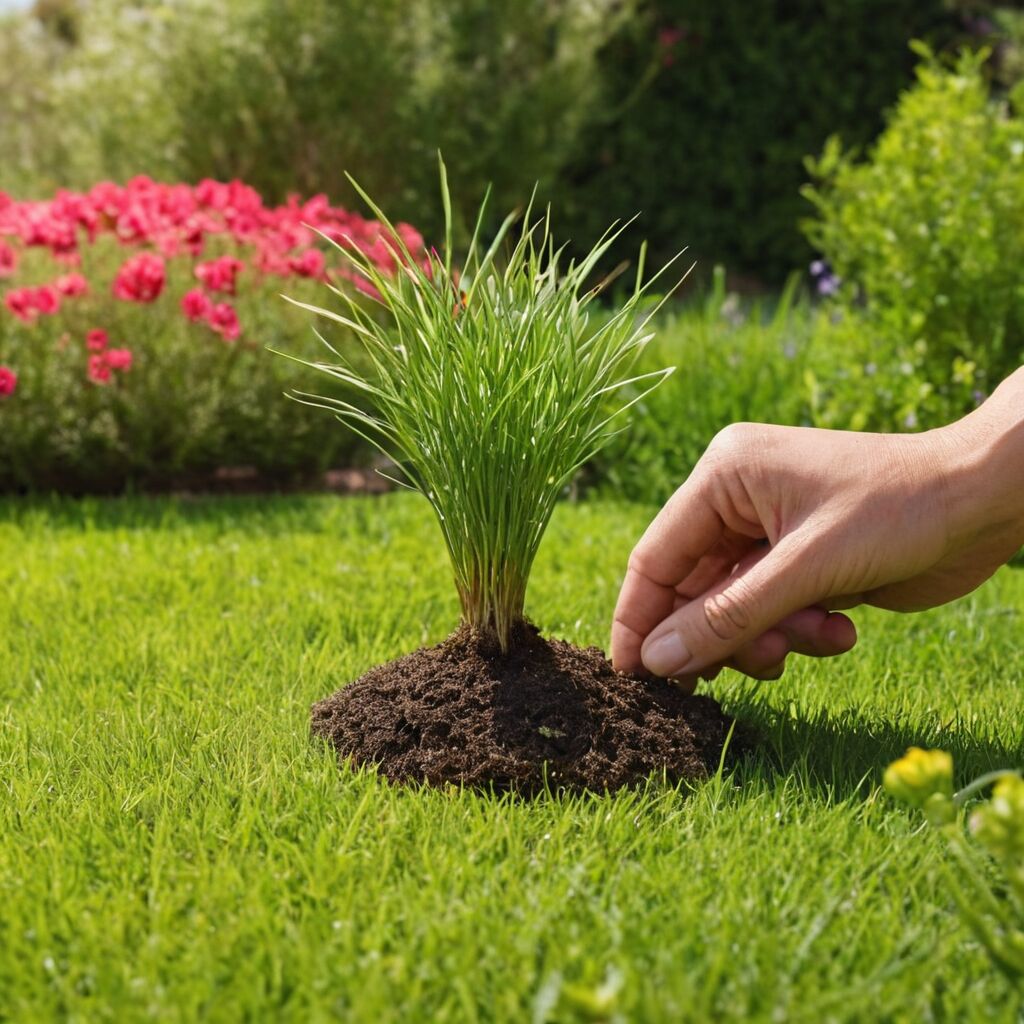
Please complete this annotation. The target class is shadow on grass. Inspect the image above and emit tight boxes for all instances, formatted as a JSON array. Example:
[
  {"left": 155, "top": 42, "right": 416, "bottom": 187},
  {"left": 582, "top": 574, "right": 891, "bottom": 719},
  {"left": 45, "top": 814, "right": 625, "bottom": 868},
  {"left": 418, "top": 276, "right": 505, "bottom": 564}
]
[{"left": 725, "top": 689, "right": 1024, "bottom": 803}]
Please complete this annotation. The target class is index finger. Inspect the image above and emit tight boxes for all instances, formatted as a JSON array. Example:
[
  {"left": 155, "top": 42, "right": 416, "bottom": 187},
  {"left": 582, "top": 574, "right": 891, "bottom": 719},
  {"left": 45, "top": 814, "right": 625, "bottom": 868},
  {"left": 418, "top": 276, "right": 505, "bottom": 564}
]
[{"left": 611, "top": 473, "right": 723, "bottom": 674}]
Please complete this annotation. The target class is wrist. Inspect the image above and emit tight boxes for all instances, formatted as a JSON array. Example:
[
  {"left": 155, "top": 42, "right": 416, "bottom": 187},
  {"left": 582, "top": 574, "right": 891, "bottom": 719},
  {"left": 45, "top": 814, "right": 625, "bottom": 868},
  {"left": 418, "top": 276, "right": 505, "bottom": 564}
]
[{"left": 938, "top": 370, "right": 1024, "bottom": 552}]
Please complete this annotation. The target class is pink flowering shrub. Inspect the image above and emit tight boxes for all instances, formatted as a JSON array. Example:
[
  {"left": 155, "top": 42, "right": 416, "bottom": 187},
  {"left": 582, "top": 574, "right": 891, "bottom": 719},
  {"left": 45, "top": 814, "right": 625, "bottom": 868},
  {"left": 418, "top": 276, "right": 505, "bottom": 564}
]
[{"left": 0, "top": 175, "right": 426, "bottom": 491}]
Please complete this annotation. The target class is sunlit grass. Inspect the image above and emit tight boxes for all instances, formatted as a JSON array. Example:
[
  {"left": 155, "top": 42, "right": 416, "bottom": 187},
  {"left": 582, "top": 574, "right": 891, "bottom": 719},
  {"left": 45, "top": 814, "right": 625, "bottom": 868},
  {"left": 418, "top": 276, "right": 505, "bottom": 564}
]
[{"left": 0, "top": 493, "right": 1022, "bottom": 1021}]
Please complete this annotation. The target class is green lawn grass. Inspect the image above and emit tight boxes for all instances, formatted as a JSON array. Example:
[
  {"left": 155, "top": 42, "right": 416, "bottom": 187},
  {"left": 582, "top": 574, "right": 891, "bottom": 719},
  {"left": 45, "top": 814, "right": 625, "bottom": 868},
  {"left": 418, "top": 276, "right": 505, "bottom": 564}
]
[{"left": 2, "top": 493, "right": 1022, "bottom": 1022}]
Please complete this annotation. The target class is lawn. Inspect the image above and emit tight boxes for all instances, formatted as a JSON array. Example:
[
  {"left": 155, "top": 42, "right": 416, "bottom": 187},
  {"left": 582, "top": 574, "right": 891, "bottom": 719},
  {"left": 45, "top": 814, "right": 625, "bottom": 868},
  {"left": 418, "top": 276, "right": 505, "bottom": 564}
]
[{"left": 1, "top": 493, "right": 1022, "bottom": 1022}]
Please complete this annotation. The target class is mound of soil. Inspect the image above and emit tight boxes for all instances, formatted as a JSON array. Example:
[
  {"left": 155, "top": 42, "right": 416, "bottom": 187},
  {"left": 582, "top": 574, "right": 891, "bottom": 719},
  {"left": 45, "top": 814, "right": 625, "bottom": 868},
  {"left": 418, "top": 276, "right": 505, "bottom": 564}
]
[{"left": 311, "top": 622, "right": 734, "bottom": 793}]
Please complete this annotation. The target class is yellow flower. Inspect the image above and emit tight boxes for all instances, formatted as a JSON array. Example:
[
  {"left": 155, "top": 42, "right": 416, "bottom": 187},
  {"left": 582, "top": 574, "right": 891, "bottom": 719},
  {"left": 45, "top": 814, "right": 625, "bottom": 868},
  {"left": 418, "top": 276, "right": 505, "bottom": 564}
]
[
  {"left": 970, "top": 774, "right": 1024, "bottom": 862},
  {"left": 883, "top": 747, "right": 954, "bottom": 809}
]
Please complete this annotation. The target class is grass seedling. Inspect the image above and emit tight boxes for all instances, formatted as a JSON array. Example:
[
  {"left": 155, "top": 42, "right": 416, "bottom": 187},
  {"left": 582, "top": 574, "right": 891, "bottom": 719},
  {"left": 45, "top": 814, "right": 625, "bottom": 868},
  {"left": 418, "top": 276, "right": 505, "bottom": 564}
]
[{"left": 286, "top": 159, "right": 684, "bottom": 652}]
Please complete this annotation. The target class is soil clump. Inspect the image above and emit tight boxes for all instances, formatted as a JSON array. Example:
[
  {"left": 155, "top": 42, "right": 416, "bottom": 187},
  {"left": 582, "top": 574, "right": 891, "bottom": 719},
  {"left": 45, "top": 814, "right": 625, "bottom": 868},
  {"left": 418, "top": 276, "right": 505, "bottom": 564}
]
[{"left": 312, "top": 622, "right": 735, "bottom": 793}]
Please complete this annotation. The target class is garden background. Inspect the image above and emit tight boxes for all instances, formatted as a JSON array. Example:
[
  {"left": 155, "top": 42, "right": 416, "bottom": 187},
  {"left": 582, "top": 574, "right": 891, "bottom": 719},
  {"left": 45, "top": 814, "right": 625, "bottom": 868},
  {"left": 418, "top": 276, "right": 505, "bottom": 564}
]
[
  {"left": 2, "top": 0, "right": 1023, "bottom": 494},
  {"left": 3, "top": 1, "right": 1024, "bottom": 1021}
]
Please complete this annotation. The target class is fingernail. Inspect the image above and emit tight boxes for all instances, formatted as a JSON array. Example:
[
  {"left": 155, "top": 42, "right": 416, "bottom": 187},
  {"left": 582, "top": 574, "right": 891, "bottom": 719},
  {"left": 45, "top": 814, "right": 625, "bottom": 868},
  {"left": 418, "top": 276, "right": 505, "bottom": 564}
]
[{"left": 642, "top": 631, "right": 691, "bottom": 677}]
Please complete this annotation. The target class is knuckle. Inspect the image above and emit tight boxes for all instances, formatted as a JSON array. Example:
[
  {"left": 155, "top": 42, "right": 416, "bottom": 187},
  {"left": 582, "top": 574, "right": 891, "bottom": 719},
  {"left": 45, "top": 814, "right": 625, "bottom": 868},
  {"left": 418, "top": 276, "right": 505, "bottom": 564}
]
[
  {"left": 703, "top": 583, "right": 754, "bottom": 642},
  {"left": 707, "top": 422, "right": 759, "bottom": 463},
  {"left": 626, "top": 544, "right": 659, "bottom": 582}
]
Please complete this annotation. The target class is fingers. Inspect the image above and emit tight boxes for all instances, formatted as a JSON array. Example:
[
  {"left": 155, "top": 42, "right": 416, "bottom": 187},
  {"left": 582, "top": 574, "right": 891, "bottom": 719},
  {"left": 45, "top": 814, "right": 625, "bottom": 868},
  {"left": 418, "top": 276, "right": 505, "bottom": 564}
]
[
  {"left": 640, "top": 535, "right": 820, "bottom": 677},
  {"left": 729, "top": 627, "right": 789, "bottom": 678},
  {"left": 611, "top": 473, "right": 725, "bottom": 673},
  {"left": 774, "top": 606, "right": 857, "bottom": 658},
  {"left": 662, "top": 608, "right": 858, "bottom": 693}
]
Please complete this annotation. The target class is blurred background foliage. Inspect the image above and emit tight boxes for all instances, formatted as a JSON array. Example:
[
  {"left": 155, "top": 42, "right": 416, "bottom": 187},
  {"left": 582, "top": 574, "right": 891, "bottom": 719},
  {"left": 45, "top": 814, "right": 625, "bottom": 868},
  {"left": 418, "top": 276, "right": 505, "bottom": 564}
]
[
  {"left": 0, "top": 0, "right": 971, "bottom": 282},
  {"left": 2, "top": 0, "right": 1024, "bottom": 494}
]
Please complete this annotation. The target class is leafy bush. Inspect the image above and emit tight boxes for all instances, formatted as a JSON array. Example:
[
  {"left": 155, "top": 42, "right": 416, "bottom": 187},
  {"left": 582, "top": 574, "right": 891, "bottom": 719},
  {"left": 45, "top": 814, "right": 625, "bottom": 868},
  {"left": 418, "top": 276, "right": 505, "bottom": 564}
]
[
  {"left": 803, "top": 45, "right": 1024, "bottom": 430},
  {"left": 556, "top": 0, "right": 956, "bottom": 282},
  {"left": 945, "top": 2, "right": 1024, "bottom": 89},
  {"left": 0, "top": 176, "right": 426, "bottom": 492}
]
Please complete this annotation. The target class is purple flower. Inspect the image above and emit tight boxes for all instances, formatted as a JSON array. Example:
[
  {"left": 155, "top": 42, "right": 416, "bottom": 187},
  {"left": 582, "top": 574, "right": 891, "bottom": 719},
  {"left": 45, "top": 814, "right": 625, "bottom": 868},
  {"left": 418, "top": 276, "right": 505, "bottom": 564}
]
[
  {"left": 809, "top": 259, "right": 827, "bottom": 278},
  {"left": 817, "top": 274, "right": 841, "bottom": 296}
]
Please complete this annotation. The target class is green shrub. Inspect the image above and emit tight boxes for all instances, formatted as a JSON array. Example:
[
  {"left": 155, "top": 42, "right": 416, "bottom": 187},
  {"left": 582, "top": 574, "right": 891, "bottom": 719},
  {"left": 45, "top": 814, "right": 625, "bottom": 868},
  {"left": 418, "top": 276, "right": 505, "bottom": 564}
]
[
  {"left": 945, "top": 2, "right": 1024, "bottom": 89},
  {"left": 0, "top": 241, "right": 366, "bottom": 492},
  {"left": 0, "top": 174, "right": 409, "bottom": 492},
  {"left": 803, "top": 45, "right": 1024, "bottom": 429},
  {"left": 556, "top": 0, "right": 956, "bottom": 283}
]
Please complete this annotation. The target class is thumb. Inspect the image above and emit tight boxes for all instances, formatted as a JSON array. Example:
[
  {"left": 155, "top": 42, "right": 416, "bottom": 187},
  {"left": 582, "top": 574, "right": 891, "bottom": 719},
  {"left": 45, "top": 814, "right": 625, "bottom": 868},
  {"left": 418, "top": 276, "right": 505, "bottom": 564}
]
[{"left": 640, "top": 536, "right": 821, "bottom": 678}]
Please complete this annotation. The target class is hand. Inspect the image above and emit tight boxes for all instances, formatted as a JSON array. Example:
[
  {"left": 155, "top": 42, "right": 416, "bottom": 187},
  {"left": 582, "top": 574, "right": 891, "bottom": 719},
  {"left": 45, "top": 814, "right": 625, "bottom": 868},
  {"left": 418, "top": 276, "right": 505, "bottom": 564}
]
[{"left": 611, "top": 376, "right": 1024, "bottom": 688}]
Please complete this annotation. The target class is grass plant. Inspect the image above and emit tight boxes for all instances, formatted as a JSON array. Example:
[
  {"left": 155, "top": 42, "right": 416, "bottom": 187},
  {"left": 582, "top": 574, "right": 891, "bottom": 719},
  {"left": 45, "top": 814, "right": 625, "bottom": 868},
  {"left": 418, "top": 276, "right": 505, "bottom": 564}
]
[{"left": 285, "top": 162, "right": 680, "bottom": 649}]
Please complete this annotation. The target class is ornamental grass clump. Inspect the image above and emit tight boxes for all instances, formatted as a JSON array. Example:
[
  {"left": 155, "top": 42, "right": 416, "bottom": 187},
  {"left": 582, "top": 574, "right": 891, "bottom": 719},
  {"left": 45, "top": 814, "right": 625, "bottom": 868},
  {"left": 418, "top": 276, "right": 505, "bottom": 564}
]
[
  {"left": 289, "top": 162, "right": 678, "bottom": 652},
  {"left": 297, "top": 163, "right": 734, "bottom": 793}
]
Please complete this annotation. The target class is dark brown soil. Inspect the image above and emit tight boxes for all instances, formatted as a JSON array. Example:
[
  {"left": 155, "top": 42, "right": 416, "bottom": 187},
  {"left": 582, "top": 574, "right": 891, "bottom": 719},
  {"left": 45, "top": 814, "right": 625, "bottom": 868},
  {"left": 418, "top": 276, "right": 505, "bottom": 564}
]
[{"left": 311, "top": 622, "right": 735, "bottom": 793}]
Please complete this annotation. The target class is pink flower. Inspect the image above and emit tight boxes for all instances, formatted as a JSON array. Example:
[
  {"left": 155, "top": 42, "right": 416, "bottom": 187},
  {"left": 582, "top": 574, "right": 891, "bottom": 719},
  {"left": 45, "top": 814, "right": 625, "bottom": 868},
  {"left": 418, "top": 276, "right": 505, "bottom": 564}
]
[
  {"left": 113, "top": 252, "right": 166, "bottom": 303},
  {"left": 207, "top": 301, "right": 241, "bottom": 341},
  {"left": 86, "top": 328, "right": 109, "bottom": 352},
  {"left": 106, "top": 348, "right": 133, "bottom": 371},
  {"left": 351, "top": 273, "right": 383, "bottom": 303},
  {"left": 0, "top": 365, "right": 16, "bottom": 397},
  {"left": 55, "top": 273, "right": 89, "bottom": 297},
  {"left": 4, "top": 287, "right": 36, "bottom": 323},
  {"left": 87, "top": 354, "right": 111, "bottom": 384},
  {"left": 289, "top": 248, "right": 326, "bottom": 279},
  {"left": 32, "top": 285, "right": 61, "bottom": 316},
  {"left": 0, "top": 240, "right": 16, "bottom": 278},
  {"left": 181, "top": 288, "right": 213, "bottom": 322},
  {"left": 195, "top": 255, "right": 245, "bottom": 295},
  {"left": 395, "top": 222, "right": 425, "bottom": 256}
]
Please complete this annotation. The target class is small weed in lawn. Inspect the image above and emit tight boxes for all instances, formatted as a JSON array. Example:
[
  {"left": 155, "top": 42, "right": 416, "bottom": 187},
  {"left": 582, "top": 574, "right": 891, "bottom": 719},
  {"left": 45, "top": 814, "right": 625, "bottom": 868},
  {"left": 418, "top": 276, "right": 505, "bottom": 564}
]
[{"left": 885, "top": 748, "right": 1024, "bottom": 984}]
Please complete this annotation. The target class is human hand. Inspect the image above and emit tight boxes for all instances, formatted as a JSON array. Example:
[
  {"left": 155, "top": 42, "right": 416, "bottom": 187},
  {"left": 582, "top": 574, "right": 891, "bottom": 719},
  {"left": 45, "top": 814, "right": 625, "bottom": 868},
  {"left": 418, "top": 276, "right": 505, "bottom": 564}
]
[{"left": 611, "top": 377, "right": 1024, "bottom": 688}]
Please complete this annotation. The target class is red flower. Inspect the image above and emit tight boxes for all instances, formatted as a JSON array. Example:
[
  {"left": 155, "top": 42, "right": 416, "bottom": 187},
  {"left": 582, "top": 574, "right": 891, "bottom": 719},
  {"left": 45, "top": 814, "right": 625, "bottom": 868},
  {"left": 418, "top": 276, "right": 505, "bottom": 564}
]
[
  {"left": 55, "top": 273, "right": 89, "bottom": 297},
  {"left": 195, "top": 255, "right": 245, "bottom": 295},
  {"left": 32, "top": 285, "right": 61, "bottom": 316},
  {"left": 4, "top": 287, "right": 36, "bottom": 323},
  {"left": 0, "top": 365, "right": 16, "bottom": 397},
  {"left": 289, "top": 248, "right": 326, "bottom": 279},
  {"left": 0, "top": 240, "right": 16, "bottom": 278},
  {"left": 207, "top": 301, "right": 241, "bottom": 341},
  {"left": 395, "top": 222, "right": 425, "bottom": 256},
  {"left": 181, "top": 288, "right": 213, "bottom": 322},
  {"left": 87, "top": 354, "right": 111, "bottom": 384},
  {"left": 106, "top": 348, "right": 133, "bottom": 371},
  {"left": 86, "top": 328, "right": 109, "bottom": 352},
  {"left": 113, "top": 252, "right": 166, "bottom": 303},
  {"left": 351, "top": 273, "right": 383, "bottom": 303}
]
